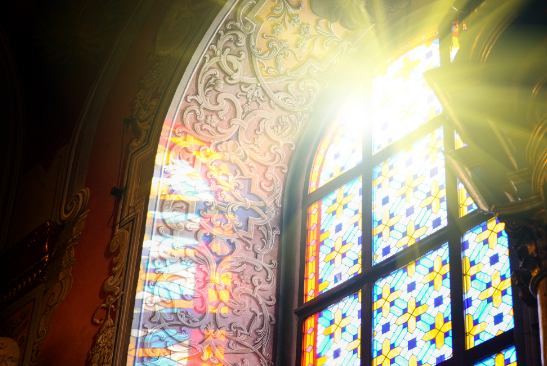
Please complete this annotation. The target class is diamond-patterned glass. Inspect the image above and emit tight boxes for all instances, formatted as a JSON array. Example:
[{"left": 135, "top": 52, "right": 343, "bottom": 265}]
[
  {"left": 372, "top": 127, "right": 447, "bottom": 264},
  {"left": 305, "top": 177, "right": 362, "bottom": 301},
  {"left": 373, "top": 244, "right": 452, "bottom": 366},
  {"left": 462, "top": 218, "right": 514, "bottom": 349},
  {"left": 474, "top": 345, "right": 517, "bottom": 366},
  {"left": 302, "top": 292, "right": 361, "bottom": 366}
]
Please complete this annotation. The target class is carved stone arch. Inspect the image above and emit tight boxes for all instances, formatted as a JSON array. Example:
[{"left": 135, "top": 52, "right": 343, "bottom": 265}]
[
  {"left": 92, "top": 1, "right": 238, "bottom": 365},
  {"left": 92, "top": 0, "right": 455, "bottom": 365}
]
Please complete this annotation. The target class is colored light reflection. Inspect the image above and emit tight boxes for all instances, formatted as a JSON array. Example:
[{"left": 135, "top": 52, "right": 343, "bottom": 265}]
[{"left": 127, "top": 121, "right": 249, "bottom": 365}]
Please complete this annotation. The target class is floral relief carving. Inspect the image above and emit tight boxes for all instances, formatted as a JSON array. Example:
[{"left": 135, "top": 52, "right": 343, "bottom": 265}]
[{"left": 125, "top": 0, "right": 367, "bottom": 365}]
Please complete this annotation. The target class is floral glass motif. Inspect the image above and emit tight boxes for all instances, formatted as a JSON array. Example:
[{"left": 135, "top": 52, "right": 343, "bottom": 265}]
[
  {"left": 302, "top": 292, "right": 361, "bottom": 366},
  {"left": 474, "top": 345, "right": 517, "bottom": 366},
  {"left": 372, "top": 127, "right": 447, "bottom": 264},
  {"left": 458, "top": 179, "right": 478, "bottom": 217},
  {"left": 462, "top": 218, "right": 514, "bottom": 349},
  {"left": 305, "top": 177, "right": 362, "bottom": 301},
  {"left": 373, "top": 244, "right": 452, "bottom": 366},
  {"left": 309, "top": 101, "right": 364, "bottom": 193},
  {"left": 372, "top": 26, "right": 442, "bottom": 153}
]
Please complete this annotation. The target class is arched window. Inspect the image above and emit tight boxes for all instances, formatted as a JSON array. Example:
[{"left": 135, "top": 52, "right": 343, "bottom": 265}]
[{"left": 296, "top": 25, "right": 521, "bottom": 366}]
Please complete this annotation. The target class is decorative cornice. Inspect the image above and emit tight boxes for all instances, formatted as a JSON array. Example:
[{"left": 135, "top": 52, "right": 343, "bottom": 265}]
[{"left": 0, "top": 222, "right": 60, "bottom": 309}]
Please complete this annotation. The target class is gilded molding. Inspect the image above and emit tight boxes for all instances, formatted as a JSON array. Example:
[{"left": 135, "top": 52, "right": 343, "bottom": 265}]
[
  {"left": 29, "top": 210, "right": 89, "bottom": 366},
  {"left": 0, "top": 222, "right": 60, "bottom": 308},
  {"left": 0, "top": 337, "right": 20, "bottom": 366},
  {"left": 88, "top": 230, "right": 129, "bottom": 366}
]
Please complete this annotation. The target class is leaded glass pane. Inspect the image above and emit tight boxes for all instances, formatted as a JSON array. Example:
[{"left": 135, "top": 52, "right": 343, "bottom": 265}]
[
  {"left": 372, "top": 27, "right": 442, "bottom": 154},
  {"left": 372, "top": 127, "right": 447, "bottom": 264},
  {"left": 302, "top": 292, "right": 361, "bottom": 366},
  {"left": 455, "top": 130, "right": 467, "bottom": 149},
  {"left": 462, "top": 218, "right": 514, "bottom": 349},
  {"left": 458, "top": 179, "right": 478, "bottom": 217},
  {"left": 373, "top": 243, "right": 452, "bottom": 366},
  {"left": 309, "top": 103, "right": 364, "bottom": 193},
  {"left": 451, "top": 21, "right": 467, "bottom": 62},
  {"left": 305, "top": 177, "right": 362, "bottom": 301},
  {"left": 474, "top": 345, "right": 517, "bottom": 366}
]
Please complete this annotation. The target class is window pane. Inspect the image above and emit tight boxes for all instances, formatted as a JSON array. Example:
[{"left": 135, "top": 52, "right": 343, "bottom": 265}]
[
  {"left": 309, "top": 104, "right": 364, "bottom": 193},
  {"left": 372, "top": 127, "right": 447, "bottom": 264},
  {"left": 305, "top": 177, "right": 362, "bottom": 301},
  {"left": 455, "top": 130, "right": 467, "bottom": 149},
  {"left": 474, "top": 345, "right": 517, "bottom": 366},
  {"left": 302, "top": 292, "right": 361, "bottom": 366},
  {"left": 458, "top": 179, "right": 478, "bottom": 217},
  {"left": 451, "top": 21, "right": 467, "bottom": 62},
  {"left": 373, "top": 243, "right": 452, "bottom": 366},
  {"left": 372, "top": 27, "right": 442, "bottom": 154},
  {"left": 462, "top": 218, "right": 514, "bottom": 349}
]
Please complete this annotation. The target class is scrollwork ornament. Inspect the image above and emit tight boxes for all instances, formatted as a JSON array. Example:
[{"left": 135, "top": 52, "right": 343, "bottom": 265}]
[
  {"left": 124, "top": 0, "right": 364, "bottom": 364},
  {"left": 88, "top": 230, "right": 129, "bottom": 366}
]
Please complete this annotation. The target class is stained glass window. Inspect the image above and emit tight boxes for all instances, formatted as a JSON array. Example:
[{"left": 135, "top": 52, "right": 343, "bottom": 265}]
[
  {"left": 302, "top": 292, "right": 361, "bottom": 366},
  {"left": 305, "top": 176, "right": 362, "bottom": 301},
  {"left": 474, "top": 346, "right": 517, "bottom": 366},
  {"left": 309, "top": 102, "right": 364, "bottom": 193},
  {"left": 462, "top": 218, "right": 514, "bottom": 349},
  {"left": 372, "top": 127, "right": 447, "bottom": 264},
  {"left": 298, "top": 23, "right": 521, "bottom": 366},
  {"left": 372, "top": 27, "right": 442, "bottom": 154},
  {"left": 373, "top": 244, "right": 452, "bottom": 366}
]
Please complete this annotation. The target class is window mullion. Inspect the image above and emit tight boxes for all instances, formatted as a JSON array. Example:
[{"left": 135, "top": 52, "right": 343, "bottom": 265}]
[
  {"left": 448, "top": 233, "right": 466, "bottom": 364},
  {"left": 363, "top": 76, "right": 373, "bottom": 271},
  {"left": 370, "top": 113, "right": 445, "bottom": 168},
  {"left": 510, "top": 237, "right": 530, "bottom": 366},
  {"left": 361, "top": 283, "right": 373, "bottom": 366},
  {"left": 361, "top": 75, "right": 373, "bottom": 366},
  {"left": 295, "top": 316, "right": 304, "bottom": 366}
]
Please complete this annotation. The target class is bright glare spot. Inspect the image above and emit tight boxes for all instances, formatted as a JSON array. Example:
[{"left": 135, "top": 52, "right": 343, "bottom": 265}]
[{"left": 345, "top": 104, "right": 367, "bottom": 131}]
